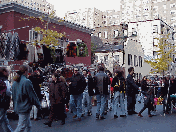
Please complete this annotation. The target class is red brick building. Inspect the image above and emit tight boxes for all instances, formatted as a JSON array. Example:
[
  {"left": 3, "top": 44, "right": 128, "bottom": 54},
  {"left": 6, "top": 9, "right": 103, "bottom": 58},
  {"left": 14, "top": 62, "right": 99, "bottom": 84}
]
[{"left": 0, "top": 2, "right": 93, "bottom": 67}]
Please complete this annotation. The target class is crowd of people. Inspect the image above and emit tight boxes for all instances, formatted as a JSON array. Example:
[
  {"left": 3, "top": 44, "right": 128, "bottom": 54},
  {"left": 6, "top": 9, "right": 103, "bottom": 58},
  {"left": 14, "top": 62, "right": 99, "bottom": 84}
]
[{"left": 0, "top": 64, "right": 176, "bottom": 132}]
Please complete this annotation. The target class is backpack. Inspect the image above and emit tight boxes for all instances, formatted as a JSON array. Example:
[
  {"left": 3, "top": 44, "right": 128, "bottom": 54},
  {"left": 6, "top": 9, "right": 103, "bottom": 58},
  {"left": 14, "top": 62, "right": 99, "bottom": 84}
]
[{"left": 0, "top": 79, "right": 10, "bottom": 110}]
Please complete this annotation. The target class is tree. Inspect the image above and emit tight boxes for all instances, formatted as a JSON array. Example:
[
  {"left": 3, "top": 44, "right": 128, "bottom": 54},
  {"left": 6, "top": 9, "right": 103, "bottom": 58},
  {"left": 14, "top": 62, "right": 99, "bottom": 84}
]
[
  {"left": 19, "top": 10, "right": 66, "bottom": 63},
  {"left": 145, "top": 33, "right": 175, "bottom": 76}
]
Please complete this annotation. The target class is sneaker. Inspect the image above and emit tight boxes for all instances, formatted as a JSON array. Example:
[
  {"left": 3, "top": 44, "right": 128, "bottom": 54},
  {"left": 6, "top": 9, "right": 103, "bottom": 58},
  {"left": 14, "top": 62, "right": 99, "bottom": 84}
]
[
  {"left": 138, "top": 101, "right": 141, "bottom": 103},
  {"left": 104, "top": 111, "right": 107, "bottom": 115},
  {"left": 34, "top": 118, "right": 38, "bottom": 121},
  {"left": 87, "top": 111, "right": 92, "bottom": 116},
  {"left": 132, "top": 111, "right": 138, "bottom": 114},
  {"left": 96, "top": 113, "right": 99, "bottom": 119},
  {"left": 73, "top": 115, "right": 77, "bottom": 118},
  {"left": 77, "top": 118, "right": 81, "bottom": 121},
  {"left": 148, "top": 114, "right": 152, "bottom": 117},
  {"left": 99, "top": 116, "right": 106, "bottom": 120},
  {"left": 44, "top": 121, "right": 52, "bottom": 127},
  {"left": 120, "top": 115, "right": 126, "bottom": 117},
  {"left": 114, "top": 115, "right": 118, "bottom": 119},
  {"left": 81, "top": 114, "right": 85, "bottom": 117},
  {"left": 138, "top": 113, "right": 143, "bottom": 117}
]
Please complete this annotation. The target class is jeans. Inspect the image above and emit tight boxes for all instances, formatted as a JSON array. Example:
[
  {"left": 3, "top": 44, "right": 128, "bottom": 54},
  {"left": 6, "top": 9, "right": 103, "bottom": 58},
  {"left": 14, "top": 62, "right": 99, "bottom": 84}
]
[
  {"left": 69, "top": 95, "right": 73, "bottom": 113},
  {"left": 138, "top": 93, "right": 144, "bottom": 102},
  {"left": 96, "top": 94, "right": 106, "bottom": 117},
  {"left": 14, "top": 113, "right": 31, "bottom": 132},
  {"left": 163, "top": 95, "right": 171, "bottom": 113},
  {"left": 82, "top": 91, "right": 92, "bottom": 114},
  {"left": 70, "top": 93, "right": 83, "bottom": 118},
  {"left": 0, "top": 108, "right": 13, "bottom": 132},
  {"left": 113, "top": 91, "right": 126, "bottom": 115},
  {"left": 30, "top": 105, "right": 38, "bottom": 119}
]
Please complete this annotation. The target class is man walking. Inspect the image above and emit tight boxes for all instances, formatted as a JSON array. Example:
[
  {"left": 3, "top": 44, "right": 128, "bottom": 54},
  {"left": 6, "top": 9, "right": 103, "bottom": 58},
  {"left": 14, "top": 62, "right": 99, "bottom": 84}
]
[
  {"left": 94, "top": 66, "right": 110, "bottom": 119},
  {"left": 82, "top": 69, "right": 94, "bottom": 116},
  {"left": 0, "top": 67, "right": 13, "bottom": 132},
  {"left": 12, "top": 65, "right": 41, "bottom": 132},
  {"left": 69, "top": 67, "right": 86, "bottom": 121},
  {"left": 126, "top": 67, "right": 139, "bottom": 115}
]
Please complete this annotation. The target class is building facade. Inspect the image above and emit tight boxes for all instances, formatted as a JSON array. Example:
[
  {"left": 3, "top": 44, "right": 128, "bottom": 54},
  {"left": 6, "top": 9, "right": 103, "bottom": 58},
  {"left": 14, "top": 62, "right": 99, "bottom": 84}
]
[
  {"left": 65, "top": 8, "right": 121, "bottom": 29},
  {"left": 120, "top": 0, "right": 176, "bottom": 43},
  {"left": 0, "top": 0, "right": 54, "bottom": 14},
  {"left": 124, "top": 37, "right": 150, "bottom": 79},
  {"left": 93, "top": 24, "right": 128, "bottom": 45},
  {"left": 128, "top": 19, "right": 175, "bottom": 59},
  {"left": 0, "top": 2, "right": 93, "bottom": 67}
]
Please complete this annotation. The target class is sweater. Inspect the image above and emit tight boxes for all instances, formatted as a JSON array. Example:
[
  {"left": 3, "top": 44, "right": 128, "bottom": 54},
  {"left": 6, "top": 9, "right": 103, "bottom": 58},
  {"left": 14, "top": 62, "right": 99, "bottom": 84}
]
[{"left": 12, "top": 75, "right": 41, "bottom": 114}]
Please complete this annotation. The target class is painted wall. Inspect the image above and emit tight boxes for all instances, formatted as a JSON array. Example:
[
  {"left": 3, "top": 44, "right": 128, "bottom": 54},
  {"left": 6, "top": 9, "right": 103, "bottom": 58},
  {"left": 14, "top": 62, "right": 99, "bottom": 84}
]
[{"left": 0, "top": 11, "right": 91, "bottom": 66}]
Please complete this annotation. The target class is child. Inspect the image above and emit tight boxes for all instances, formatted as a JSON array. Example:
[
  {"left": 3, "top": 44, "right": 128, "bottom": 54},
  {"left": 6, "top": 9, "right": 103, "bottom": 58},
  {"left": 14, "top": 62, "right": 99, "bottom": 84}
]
[{"left": 138, "top": 87, "right": 154, "bottom": 117}]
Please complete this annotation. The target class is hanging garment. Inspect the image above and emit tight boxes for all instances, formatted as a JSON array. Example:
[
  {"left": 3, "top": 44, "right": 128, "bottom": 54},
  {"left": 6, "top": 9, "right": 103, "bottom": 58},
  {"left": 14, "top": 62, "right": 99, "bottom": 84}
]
[
  {"left": 11, "top": 32, "right": 20, "bottom": 60},
  {"left": 34, "top": 44, "right": 43, "bottom": 62},
  {"left": 4, "top": 32, "right": 12, "bottom": 60},
  {"left": 17, "top": 42, "right": 28, "bottom": 60},
  {"left": 27, "top": 44, "right": 35, "bottom": 63},
  {"left": 43, "top": 45, "right": 53, "bottom": 65}
]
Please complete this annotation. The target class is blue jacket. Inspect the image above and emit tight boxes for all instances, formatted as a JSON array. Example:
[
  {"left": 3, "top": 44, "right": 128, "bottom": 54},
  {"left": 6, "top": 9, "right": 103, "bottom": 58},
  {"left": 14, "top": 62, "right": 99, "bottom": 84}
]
[{"left": 12, "top": 75, "right": 41, "bottom": 113}]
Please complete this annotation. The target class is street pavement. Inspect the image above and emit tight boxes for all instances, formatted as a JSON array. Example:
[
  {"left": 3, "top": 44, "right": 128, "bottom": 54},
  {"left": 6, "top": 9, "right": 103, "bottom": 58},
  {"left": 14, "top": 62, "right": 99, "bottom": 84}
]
[{"left": 8, "top": 95, "right": 176, "bottom": 132}]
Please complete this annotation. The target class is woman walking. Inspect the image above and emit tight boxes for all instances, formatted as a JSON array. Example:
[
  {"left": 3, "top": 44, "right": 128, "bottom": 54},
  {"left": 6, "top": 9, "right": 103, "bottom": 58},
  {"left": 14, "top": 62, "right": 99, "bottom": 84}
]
[
  {"left": 138, "top": 87, "right": 154, "bottom": 117},
  {"left": 44, "top": 73, "right": 67, "bottom": 127}
]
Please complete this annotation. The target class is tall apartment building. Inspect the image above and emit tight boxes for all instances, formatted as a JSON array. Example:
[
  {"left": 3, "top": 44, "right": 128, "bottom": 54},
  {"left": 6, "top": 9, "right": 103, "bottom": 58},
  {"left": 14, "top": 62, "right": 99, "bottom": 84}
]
[
  {"left": 0, "top": 0, "right": 54, "bottom": 13},
  {"left": 65, "top": 8, "right": 121, "bottom": 29},
  {"left": 128, "top": 19, "right": 175, "bottom": 61},
  {"left": 120, "top": 0, "right": 176, "bottom": 38}
]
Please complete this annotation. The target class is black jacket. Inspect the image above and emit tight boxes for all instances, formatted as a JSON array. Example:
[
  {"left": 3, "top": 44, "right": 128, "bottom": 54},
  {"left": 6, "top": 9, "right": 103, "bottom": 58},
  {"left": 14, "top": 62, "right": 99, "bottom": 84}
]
[
  {"left": 161, "top": 81, "right": 169, "bottom": 97},
  {"left": 111, "top": 75, "right": 125, "bottom": 92},
  {"left": 126, "top": 74, "right": 139, "bottom": 95},
  {"left": 69, "top": 73, "right": 86, "bottom": 95},
  {"left": 141, "top": 80, "right": 148, "bottom": 92},
  {"left": 87, "top": 75, "right": 94, "bottom": 96}
]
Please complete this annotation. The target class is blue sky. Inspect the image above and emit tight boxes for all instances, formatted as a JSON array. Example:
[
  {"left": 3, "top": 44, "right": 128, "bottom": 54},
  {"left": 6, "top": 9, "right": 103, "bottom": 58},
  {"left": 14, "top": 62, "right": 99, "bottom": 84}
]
[{"left": 48, "top": 0, "right": 121, "bottom": 18}]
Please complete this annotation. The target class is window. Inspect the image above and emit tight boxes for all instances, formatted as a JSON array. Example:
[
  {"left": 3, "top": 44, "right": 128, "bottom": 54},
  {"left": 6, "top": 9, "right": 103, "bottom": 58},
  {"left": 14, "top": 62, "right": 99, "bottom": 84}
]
[
  {"left": 114, "top": 30, "right": 119, "bottom": 38},
  {"left": 104, "top": 55, "right": 108, "bottom": 63},
  {"left": 114, "top": 55, "right": 119, "bottom": 63},
  {"left": 134, "top": 55, "right": 137, "bottom": 66},
  {"left": 98, "top": 32, "right": 101, "bottom": 38},
  {"left": 95, "top": 55, "right": 98, "bottom": 62},
  {"left": 124, "top": 30, "right": 128, "bottom": 36},
  {"left": 104, "top": 31, "right": 108, "bottom": 39},
  {"left": 29, "top": 29, "right": 42, "bottom": 42},
  {"left": 139, "top": 56, "right": 142, "bottom": 67},
  {"left": 153, "top": 25, "right": 158, "bottom": 33},
  {"left": 66, "top": 42, "right": 77, "bottom": 57},
  {"left": 128, "top": 54, "right": 132, "bottom": 65},
  {"left": 153, "top": 38, "right": 158, "bottom": 46}
]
